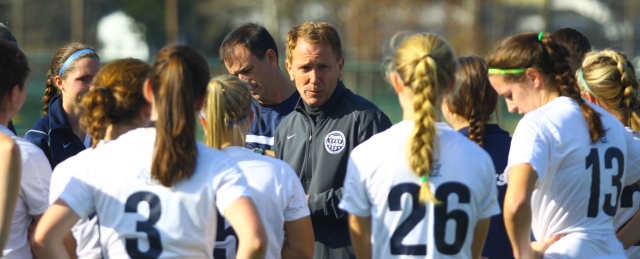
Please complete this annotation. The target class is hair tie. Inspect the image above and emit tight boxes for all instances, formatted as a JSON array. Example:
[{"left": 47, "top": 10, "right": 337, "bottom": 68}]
[
  {"left": 579, "top": 69, "right": 598, "bottom": 98},
  {"left": 227, "top": 113, "right": 250, "bottom": 127},
  {"left": 538, "top": 31, "right": 545, "bottom": 42},
  {"left": 420, "top": 175, "right": 428, "bottom": 184},
  {"left": 421, "top": 54, "right": 433, "bottom": 61},
  {"left": 58, "top": 49, "right": 97, "bottom": 77}
]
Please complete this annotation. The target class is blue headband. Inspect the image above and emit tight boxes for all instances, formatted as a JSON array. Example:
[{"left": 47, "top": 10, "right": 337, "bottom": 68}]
[
  {"left": 58, "top": 49, "right": 97, "bottom": 76},
  {"left": 199, "top": 111, "right": 250, "bottom": 127},
  {"left": 578, "top": 69, "right": 597, "bottom": 98}
]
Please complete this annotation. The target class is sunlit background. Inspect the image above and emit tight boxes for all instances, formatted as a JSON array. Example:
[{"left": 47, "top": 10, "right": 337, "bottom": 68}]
[{"left": 1, "top": 0, "right": 639, "bottom": 136}]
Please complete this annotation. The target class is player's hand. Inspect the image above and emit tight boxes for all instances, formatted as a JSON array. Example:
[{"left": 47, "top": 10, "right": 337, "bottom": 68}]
[{"left": 531, "top": 234, "right": 565, "bottom": 259}]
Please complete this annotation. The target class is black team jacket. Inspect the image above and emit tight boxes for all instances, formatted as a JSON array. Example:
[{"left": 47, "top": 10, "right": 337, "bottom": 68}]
[{"left": 274, "top": 81, "right": 392, "bottom": 257}]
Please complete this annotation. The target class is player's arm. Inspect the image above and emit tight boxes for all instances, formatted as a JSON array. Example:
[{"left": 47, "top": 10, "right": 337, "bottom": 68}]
[
  {"left": 33, "top": 199, "right": 80, "bottom": 259},
  {"left": 471, "top": 218, "right": 490, "bottom": 259},
  {"left": 0, "top": 133, "right": 20, "bottom": 251},
  {"left": 503, "top": 163, "right": 537, "bottom": 259},
  {"left": 348, "top": 214, "right": 372, "bottom": 259},
  {"left": 264, "top": 149, "right": 275, "bottom": 157},
  {"left": 616, "top": 180, "right": 640, "bottom": 249},
  {"left": 224, "top": 197, "right": 268, "bottom": 259},
  {"left": 282, "top": 216, "right": 314, "bottom": 259}
]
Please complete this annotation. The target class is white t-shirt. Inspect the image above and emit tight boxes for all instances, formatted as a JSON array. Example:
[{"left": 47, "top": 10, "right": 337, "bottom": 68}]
[
  {"left": 214, "top": 146, "right": 309, "bottom": 259},
  {"left": 58, "top": 128, "right": 250, "bottom": 258},
  {"left": 339, "top": 121, "right": 500, "bottom": 259},
  {"left": 614, "top": 128, "right": 640, "bottom": 258},
  {"left": 0, "top": 125, "right": 52, "bottom": 259},
  {"left": 49, "top": 142, "right": 107, "bottom": 259},
  {"left": 506, "top": 97, "right": 640, "bottom": 258}
]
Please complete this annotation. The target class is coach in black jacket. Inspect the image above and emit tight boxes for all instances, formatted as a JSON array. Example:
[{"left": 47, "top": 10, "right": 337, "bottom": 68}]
[{"left": 275, "top": 21, "right": 392, "bottom": 259}]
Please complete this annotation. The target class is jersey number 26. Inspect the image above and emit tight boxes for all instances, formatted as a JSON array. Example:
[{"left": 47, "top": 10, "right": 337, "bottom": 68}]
[{"left": 388, "top": 182, "right": 470, "bottom": 256}]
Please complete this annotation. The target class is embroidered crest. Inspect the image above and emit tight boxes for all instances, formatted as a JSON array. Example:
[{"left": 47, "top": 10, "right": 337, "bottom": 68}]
[{"left": 324, "top": 131, "right": 346, "bottom": 154}]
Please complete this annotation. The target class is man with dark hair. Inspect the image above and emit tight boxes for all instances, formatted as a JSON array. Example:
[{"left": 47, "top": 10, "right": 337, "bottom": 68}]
[
  {"left": 551, "top": 27, "right": 592, "bottom": 73},
  {"left": 0, "top": 22, "right": 19, "bottom": 135},
  {"left": 219, "top": 23, "right": 298, "bottom": 156},
  {"left": 276, "top": 21, "right": 392, "bottom": 259}
]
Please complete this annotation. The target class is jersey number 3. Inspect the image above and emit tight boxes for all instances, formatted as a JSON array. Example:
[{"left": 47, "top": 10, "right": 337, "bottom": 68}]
[
  {"left": 388, "top": 182, "right": 470, "bottom": 256},
  {"left": 125, "top": 191, "right": 163, "bottom": 258},
  {"left": 586, "top": 147, "right": 624, "bottom": 217}
]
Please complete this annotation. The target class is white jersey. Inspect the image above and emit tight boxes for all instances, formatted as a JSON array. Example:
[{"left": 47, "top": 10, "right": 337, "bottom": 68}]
[
  {"left": 0, "top": 125, "right": 52, "bottom": 259},
  {"left": 58, "top": 128, "right": 250, "bottom": 258},
  {"left": 614, "top": 128, "right": 640, "bottom": 258},
  {"left": 506, "top": 97, "right": 640, "bottom": 259},
  {"left": 50, "top": 143, "right": 106, "bottom": 259},
  {"left": 339, "top": 121, "right": 500, "bottom": 259},
  {"left": 213, "top": 146, "right": 309, "bottom": 259}
]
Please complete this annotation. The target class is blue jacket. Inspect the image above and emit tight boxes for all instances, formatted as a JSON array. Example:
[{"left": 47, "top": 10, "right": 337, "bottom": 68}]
[{"left": 24, "top": 95, "right": 87, "bottom": 169}]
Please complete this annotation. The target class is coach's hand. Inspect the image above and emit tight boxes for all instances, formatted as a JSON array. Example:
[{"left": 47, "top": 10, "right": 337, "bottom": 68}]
[{"left": 531, "top": 234, "right": 565, "bottom": 258}]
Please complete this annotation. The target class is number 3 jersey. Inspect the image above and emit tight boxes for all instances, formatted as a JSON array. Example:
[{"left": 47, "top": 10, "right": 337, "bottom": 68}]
[
  {"left": 506, "top": 97, "right": 640, "bottom": 258},
  {"left": 58, "top": 128, "right": 251, "bottom": 258},
  {"left": 339, "top": 121, "right": 500, "bottom": 259}
]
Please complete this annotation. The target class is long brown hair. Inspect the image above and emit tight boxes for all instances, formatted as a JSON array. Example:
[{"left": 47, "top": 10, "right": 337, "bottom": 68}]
[
  {"left": 42, "top": 43, "right": 99, "bottom": 116},
  {"left": 487, "top": 32, "right": 604, "bottom": 143},
  {"left": 445, "top": 56, "right": 496, "bottom": 147},
  {"left": 580, "top": 50, "right": 640, "bottom": 131},
  {"left": 148, "top": 45, "right": 210, "bottom": 187},
  {"left": 81, "top": 58, "right": 150, "bottom": 148},
  {"left": 389, "top": 33, "right": 458, "bottom": 204}
]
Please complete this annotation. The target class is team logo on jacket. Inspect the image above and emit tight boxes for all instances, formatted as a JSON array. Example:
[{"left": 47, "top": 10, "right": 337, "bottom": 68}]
[{"left": 324, "top": 131, "right": 346, "bottom": 154}]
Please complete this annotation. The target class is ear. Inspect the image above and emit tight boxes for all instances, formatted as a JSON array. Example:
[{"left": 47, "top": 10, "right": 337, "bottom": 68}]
[
  {"left": 583, "top": 91, "right": 598, "bottom": 104},
  {"left": 525, "top": 67, "right": 542, "bottom": 89},
  {"left": 199, "top": 113, "right": 207, "bottom": 131},
  {"left": 285, "top": 60, "right": 295, "bottom": 81},
  {"left": 10, "top": 84, "right": 20, "bottom": 103},
  {"left": 266, "top": 49, "right": 278, "bottom": 67},
  {"left": 389, "top": 72, "right": 405, "bottom": 94},
  {"left": 337, "top": 57, "right": 345, "bottom": 78},
  {"left": 143, "top": 79, "right": 154, "bottom": 104},
  {"left": 54, "top": 76, "right": 64, "bottom": 91}
]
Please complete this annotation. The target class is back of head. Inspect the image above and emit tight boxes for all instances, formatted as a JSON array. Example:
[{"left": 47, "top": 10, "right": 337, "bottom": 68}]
[
  {"left": 445, "top": 56, "right": 496, "bottom": 147},
  {"left": 487, "top": 32, "right": 604, "bottom": 143},
  {"left": 220, "top": 23, "right": 279, "bottom": 64},
  {"left": 0, "top": 22, "right": 19, "bottom": 48},
  {"left": 203, "top": 75, "right": 253, "bottom": 149},
  {"left": 286, "top": 21, "right": 342, "bottom": 63},
  {"left": 0, "top": 40, "right": 29, "bottom": 111},
  {"left": 148, "top": 44, "right": 210, "bottom": 187},
  {"left": 580, "top": 49, "right": 640, "bottom": 131},
  {"left": 43, "top": 42, "right": 100, "bottom": 115},
  {"left": 81, "top": 58, "right": 150, "bottom": 148},
  {"left": 390, "top": 33, "right": 458, "bottom": 204},
  {"left": 551, "top": 27, "right": 591, "bottom": 73}
]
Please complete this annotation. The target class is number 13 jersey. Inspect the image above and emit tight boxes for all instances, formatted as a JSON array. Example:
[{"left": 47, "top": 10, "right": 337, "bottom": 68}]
[
  {"left": 58, "top": 128, "right": 250, "bottom": 258},
  {"left": 506, "top": 97, "right": 640, "bottom": 258},
  {"left": 339, "top": 121, "right": 500, "bottom": 259}
]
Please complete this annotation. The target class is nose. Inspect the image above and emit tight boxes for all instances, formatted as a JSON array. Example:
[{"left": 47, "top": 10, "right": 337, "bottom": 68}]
[
  {"left": 506, "top": 99, "right": 518, "bottom": 113},
  {"left": 308, "top": 69, "right": 318, "bottom": 84}
]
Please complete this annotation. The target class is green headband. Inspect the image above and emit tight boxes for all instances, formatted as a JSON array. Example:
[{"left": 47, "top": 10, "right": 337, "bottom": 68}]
[
  {"left": 578, "top": 68, "right": 597, "bottom": 98},
  {"left": 538, "top": 31, "right": 545, "bottom": 42},
  {"left": 488, "top": 68, "right": 526, "bottom": 75}
]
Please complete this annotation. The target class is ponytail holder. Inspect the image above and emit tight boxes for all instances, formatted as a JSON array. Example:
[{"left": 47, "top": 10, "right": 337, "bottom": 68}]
[
  {"left": 579, "top": 69, "right": 598, "bottom": 98},
  {"left": 420, "top": 175, "right": 428, "bottom": 184},
  {"left": 421, "top": 54, "right": 433, "bottom": 61},
  {"left": 538, "top": 31, "right": 545, "bottom": 42},
  {"left": 58, "top": 49, "right": 97, "bottom": 76}
]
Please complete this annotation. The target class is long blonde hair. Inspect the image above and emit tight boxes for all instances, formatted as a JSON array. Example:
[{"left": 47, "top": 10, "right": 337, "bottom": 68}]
[
  {"left": 390, "top": 33, "right": 458, "bottom": 203},
  {"left": 580, "top": 49, "right": 640, "bottom": 131},
  {"left": 202, "top": 75, "right": 253, "bottom": 149}
]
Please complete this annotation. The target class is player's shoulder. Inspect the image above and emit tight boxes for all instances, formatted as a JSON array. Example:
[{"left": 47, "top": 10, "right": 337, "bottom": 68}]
[
  {"left": 222, "top": 146, "right": 292, "bottom": 175},
  {"left": 350, "top": 121, "right": 408, "bottom": 159},
  {"left": 13, "top": 136, "right": 50, "bottom": 166}
]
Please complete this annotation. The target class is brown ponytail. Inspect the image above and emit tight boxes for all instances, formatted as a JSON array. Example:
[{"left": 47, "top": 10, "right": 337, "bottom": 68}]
[
  {"left": 81, "top": 58, "right": 150, "bottom": 148},
  {"left": 148, "top": 45, "right": 210, "bottom": 187},
  {"left": 390, "top": 33, "right": 458, "bottom": 204},
  {"left": 445, "top": 56, "right": 496, "bottom": 147},
  {"left": 42, "top": 43, "right": 99, "bottom": 116},
  {"left": 488, "top": 32, "right": 604, "bottom": 143},
  {"left": 580, "top": 50, "right": 640, "bottom": 132}
]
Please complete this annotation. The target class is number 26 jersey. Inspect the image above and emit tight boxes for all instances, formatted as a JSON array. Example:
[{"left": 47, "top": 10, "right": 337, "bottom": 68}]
[{"left": 339, "top": 121, "right": 500, "bottom": 259}]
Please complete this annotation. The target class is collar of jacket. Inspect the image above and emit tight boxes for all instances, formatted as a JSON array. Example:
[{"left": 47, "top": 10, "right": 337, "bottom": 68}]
[
  {"left": 294, "top": 80, "right": 348, "bottom": 119},
  {"left": 48, "top": 94, "right": 74, "bottom": 131}
]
